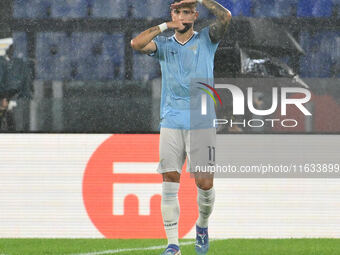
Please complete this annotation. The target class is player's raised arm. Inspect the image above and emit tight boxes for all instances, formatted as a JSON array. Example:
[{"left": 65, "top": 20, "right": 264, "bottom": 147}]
[
  {"left": 203, "top": 0, "right": 232, "bottom": 43},
  {"left": 171, "top": 0, "right": 232, "bottom": 43},
  {"left": 130, "top": 21, "right": 186, "bottom": 54}
]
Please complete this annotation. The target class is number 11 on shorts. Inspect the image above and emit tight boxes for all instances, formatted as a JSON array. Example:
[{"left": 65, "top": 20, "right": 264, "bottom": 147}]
[{"left": 208, "top": 146, "right": 215, "bottom": 165}]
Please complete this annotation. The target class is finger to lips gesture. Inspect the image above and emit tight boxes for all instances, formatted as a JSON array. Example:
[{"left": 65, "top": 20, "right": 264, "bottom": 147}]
[{"left": 167, "top": 20, "right": 186, "bottom": 31}]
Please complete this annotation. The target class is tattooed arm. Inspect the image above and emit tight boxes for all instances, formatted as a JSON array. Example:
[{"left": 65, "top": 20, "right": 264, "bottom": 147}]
[
  {"left": 131, "top": 21, "right": 186, "bottom": 54},
  {"left": 202, "top": 0, "right": 232, "bottom": 43},
  {"left": 130, "top": 26, "right": 160, "bottom": 54}
]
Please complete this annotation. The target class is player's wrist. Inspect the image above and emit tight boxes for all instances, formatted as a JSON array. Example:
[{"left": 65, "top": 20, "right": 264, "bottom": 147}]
[{"left": 158, "top": 22, "right": 168, "bottom": 33}]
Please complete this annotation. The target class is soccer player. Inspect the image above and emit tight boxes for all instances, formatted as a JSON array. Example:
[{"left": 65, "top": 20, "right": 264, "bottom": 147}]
[{"left": 131, "top": 0, "right": 231, "bottom": 254}]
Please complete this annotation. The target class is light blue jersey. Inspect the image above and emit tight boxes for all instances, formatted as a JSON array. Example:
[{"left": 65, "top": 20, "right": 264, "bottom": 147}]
[{"left": 150, "top": 26, "right": 219, "bottom": 130}]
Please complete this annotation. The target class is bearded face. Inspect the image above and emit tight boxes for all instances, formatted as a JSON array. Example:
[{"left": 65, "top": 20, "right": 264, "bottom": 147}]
[
  {"left": 177, "top": 23, "right": 193, "bottom": 33},
  {"left": 171, "top": 5, "right": 198, "bottom": 33}
]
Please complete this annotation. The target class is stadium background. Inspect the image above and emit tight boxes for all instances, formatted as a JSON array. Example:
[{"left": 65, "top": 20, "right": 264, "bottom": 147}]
[
  {"left": 0, "top": 0, "right": 340, "bottom": 132},
  {"left": 1, "top": 1, "right": 340, "bottom": 253}
]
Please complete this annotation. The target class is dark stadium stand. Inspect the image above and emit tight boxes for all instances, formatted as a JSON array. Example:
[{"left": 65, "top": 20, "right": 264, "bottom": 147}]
[
  {"left": 196, "top": 2, "right": 211, "bottom": 18},
  {"left": 217, "top": 0, "right": 233, "bottom": 13},
  {"left": 253, "top": 0, "right": 297, "bottom": 17},
  {"left": 13, "top": 0, "right": 51, "bottom": 18},
  {"left": 103, "top": 33, "right": 125, "bottom": 80},
  {"left": 12, "top": 0, "right": 339, "bottom": 19},
  {"left": 297, "top": 0, "right": 333, "bottom": 17},
  {"left": 92, "top": 0, "right": 128, "bottom": 18},
  {"left": 130, "top": 32, "right": 159, "bottom": 81},
  {"left": 35, "top": 32, "right": 125, "bottom": 81},
  {"left": 36, "top": 32, "right": 72, "bottom": 80},
  {"left": 51, "top": 0, "right": 89, "bottom": 18},
  {"left": 13, "top": 32, "right": 27, "bottom": 59},
  {"left": 231, "top": 0, "right": 252, "bottom": 17},
  {"left": 216, "top": 0, "right": 253, "bottom": 17},
  {"left": 130, "top": 0, "right": 148, "bottom": 19},
  {"left": 147, "top": 0, "right": 173, "bottom": 19},
  {"left": 133, "top": 52, "right": 160, "bottom": 81},
  {"left": 10, "top": 0, "right": 340, "bottom": 80},
  {"left": 5, "top": 0, "right": 340, "bottom": 132},
  {"left": 299, "top": 31, "right": 340, "bottom": 77}
]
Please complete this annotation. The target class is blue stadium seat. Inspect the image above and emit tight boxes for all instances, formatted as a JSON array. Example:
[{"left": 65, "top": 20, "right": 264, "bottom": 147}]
[
  {"left": 315, "top": 53, "right": 332, "bottom": 77},
  {"left": 300, "top": 53, "right": 324, "bottom": 78},
  {"left": 69, "top": 33, "right": 124, "bottom": 80},
  {"left": 319, "top": 32, "right": 337, "bottom": 57},
  {"left": 128, "top": 0, "right": 211, "bottom": 19},
  {"left": 70, "top": 33, "right": 99, "bottom": 60},
  {"left": 133, "top": 52, "right": 160, "bottom": 81},
  {"left": 36, "top": 32, "right": 71, "bottom": 80},
  {"left": 13, "top": 0, "right": 51, "bottom": 18},
  {"left": 312, "top": 0, "right": 333, "bottom": 17},
  {"left": 13, "top": 32, "right": 27, "bottom": 59},
  {"left": 13, "top": 0, "right": 26, "bottom": 17},
  {"left": 319, "top": 31, "right": 340, "bottom": 77},
  {"left": 335, "top": 33, "right": 340, "bottom": 77},
  {"left": 92, "top": 0, "right": 128, "bottom": 18},
  {"left": 196, "top": 3, "right": 211, "bottom": 18},
  {"left": 70, "top": 32, "right": 104, "bottom": 80},
  {"left": 334, "top": 0, "right": 340, "bottom": 18},
  {"left": 253, "top": 0, "right": 299, "bottom": 17},
  {"left": 231, "top": 0, "right": 252, "bottom": 16},
  {"left": 148, "top": 0, "right": 172, "bottom": 19},
  {"left": 103, "top": 34, "right": 125, "bottom": 80},
  {"left": 299, "top": 32, "right": 333, "bottom": 77},
  {"left": 130, "top": 0, "right": 149, "bottom": 19},
  {"left": 299, "top": 32, "right": 313, "bottom": 77},
  {"left": 298, "top": 0, "right": 332, "bottom": 17},
  {"left": 297, "top": 0, "right": 313, "bottom": 17},
  {"left": 28, "top": 0, "right": 51, "bottom": 18},
  {"left": 83, "top": 54, "right": 113, "bottom": 81},
  {"left": 216, "top": 0, "right": 233, "bottom": 10},
  {"left": 272, "top": 0, "right": 298, "bottom": 17},
  {"left": 253, "top": 0, "right": 276, "bottom": 17},
  {"left": 51, "top": 0, "right": 88, "bottom": 18},
  {"left": 132, "top": 33, "right": 159, "bottom": 81}
]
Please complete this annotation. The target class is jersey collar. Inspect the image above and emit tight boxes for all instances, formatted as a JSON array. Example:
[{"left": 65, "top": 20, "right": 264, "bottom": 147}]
[{"left": 173, "top": 31, "right": 197, "bottom": 46}]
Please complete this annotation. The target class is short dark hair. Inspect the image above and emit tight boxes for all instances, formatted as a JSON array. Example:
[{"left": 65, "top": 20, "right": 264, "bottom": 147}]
[{"left": 171, "top": 0, "right": 197, "bottom": 9}]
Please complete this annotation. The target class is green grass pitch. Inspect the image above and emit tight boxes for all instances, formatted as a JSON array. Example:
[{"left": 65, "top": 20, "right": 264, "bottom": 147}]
[{"left": 0, "top": 238, "right": 340, "bottom": 255}]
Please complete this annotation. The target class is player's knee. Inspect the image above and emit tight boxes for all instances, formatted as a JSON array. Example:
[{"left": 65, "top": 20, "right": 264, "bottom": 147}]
[
  {"left": 195, "top": 178, "right": 214, "bottom": 190},
  {"left": 162, "top": 171, "right": 180, "bottom": 183}
]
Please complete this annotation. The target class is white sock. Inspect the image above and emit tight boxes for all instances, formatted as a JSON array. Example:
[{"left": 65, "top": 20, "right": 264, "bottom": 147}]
[
  {"left": 161, "top": 182, "right": 180, "bottom": 246},
  {"left": 196, "top": 187, "right": 215, "bottom": 228}
]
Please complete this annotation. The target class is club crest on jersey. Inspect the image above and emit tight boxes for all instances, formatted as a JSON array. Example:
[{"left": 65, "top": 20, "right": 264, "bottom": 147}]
[{"left": 189, "top": 44, "right": 198, "bottom": 54}]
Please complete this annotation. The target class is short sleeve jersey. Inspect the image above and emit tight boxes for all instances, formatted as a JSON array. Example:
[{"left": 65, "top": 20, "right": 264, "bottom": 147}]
[{"left": 150, "top": 26, "right": 219, "bottom": 130}]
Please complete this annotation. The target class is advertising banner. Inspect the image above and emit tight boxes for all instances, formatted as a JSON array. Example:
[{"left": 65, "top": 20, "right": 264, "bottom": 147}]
[{"left": 1, "top": 134, "right": 340, "bottom": 238}]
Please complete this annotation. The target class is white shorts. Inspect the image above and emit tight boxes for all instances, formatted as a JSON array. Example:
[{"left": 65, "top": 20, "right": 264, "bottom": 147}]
[{"left": 157, "top": 127, "right": 216, "bottom": 174}]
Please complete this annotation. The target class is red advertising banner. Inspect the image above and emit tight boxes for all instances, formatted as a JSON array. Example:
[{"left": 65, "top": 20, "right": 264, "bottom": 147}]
[{"left": 83, "top": 135, "right": 198, "bottom": 238}]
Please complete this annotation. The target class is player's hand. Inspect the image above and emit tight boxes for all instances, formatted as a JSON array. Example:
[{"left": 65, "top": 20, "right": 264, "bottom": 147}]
[
  {"left": 166, "top": 20, "right": 188, "bottom": 31},
  {"left": 171, "top": 0, "right": 197, "bottom": 9}
]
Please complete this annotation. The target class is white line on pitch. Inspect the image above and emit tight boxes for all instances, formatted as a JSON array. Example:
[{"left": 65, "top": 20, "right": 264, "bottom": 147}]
[{"left": 69, "top": 241, "right": 196, "bottom": 255}]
